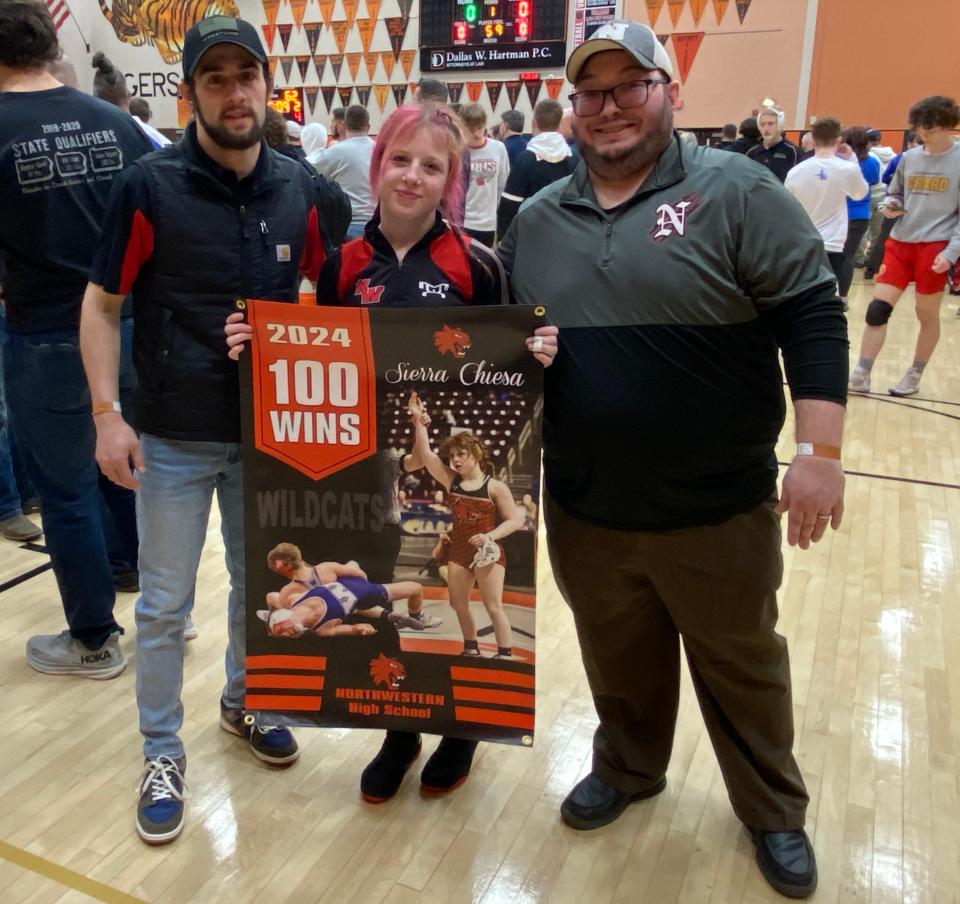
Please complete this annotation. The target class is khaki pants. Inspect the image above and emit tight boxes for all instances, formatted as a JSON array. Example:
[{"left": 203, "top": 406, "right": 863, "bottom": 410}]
[{"left": 544, "top": 494, "right": 808, "bottom": 832}]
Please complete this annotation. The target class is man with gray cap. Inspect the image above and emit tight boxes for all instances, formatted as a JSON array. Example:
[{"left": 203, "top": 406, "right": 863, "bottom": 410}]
[
  {"left": 498, "top": 19, "right": 849, "bottom": 898},
  {"left": 80, "top": 14, "right": 340, "bottom": 844}
]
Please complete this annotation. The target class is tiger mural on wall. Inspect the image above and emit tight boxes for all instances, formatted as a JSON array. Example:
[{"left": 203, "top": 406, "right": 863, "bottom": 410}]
[{"left": 97, "top": 0, "right": 241, "bottom": 65}]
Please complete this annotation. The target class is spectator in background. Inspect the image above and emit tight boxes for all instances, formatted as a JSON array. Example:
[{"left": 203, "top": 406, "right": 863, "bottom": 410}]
[
  {"left": 746, "top": 107, "right": 798, "bottom": 182},
  {"left": 864, "top": 130, "right": 922, "bottom": 280},
  {"left": 415, "top": 78, "right": 449, "bottom": 104},
  {"left": 301, "top": 121, "right": 328, "bottom": 167},
  {"left": 798, "top": 131, "right": 815, "bottom": 161},
  {"left": 714, "top": 122, "right": 738, "bottom": 151},
  {"left": 857, "top": 128, "right": 898, "bottom": 268},
  {"left": 785, "top": 117, "right": 868, "bottom": 285},
  {"left": 91, "top": 52, "right": 168, "bottom": 151},
  {"left": 498, "top": 109, "right": 529, "bottom": 165},
  {"left": 47, "top": 53, "right": 76, "bottom": 86},
  {"left": 498, "top": 99, "right": 575, "bottom": 235},
  {"left": 730, "top": 116, "right": 761, "bottom": 154},
  {"left": 286, "top": 119, "right": 302, "bottom": 147},
  {"left": 558, "top": 106, "right": 582, "bottom": 163},
  {"left": 837, "top": 126, "right": 880, "bottom": 309},
  {"left": 460, "top": 103, "right": 510, "bottom": 247},
  {"left": 263, "top": 107, "right": 306, "bottom": 161},
  {"left": 329, "top": 106, "right": 346, "bottom": 144},
  {"left": 0, "top": 0, "right": 155, "bottom": 677},
  {"left": 315, "top": 104, "right": 374, "bottom": 240},
  {"left": 129, "top": 95, "right": 171, "bottom": 148}
]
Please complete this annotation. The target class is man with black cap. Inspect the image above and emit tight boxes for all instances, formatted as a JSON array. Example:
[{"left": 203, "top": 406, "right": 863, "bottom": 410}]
[
  {"left": 79, "top": 15, "right": 341, "bottom": 845},
  {"left": 498, "top": 19, "right": 849, "bottom": 899}
]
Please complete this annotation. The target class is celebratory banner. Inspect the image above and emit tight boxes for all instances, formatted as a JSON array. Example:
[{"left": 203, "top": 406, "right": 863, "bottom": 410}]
[
  {"left": 447, "top": 81, "right": 464, "bottom": 103},
  {"left": 240, "top": 302, "right": 544, "bottom": 744},
  {"left": 319, "top": 0, "right": 336, "bottom": 26},
  {"left": 486, "top": 81, "right": 503, "bottom": 110},
  {"left": 545, "top": 78, "right": 563, "bottom": 100},
  {"left": 645, "top": 0, "right": 664, "bottom": 27},
  {"left": 332, "top": 20, "right": 350, "bottom": 53},
  {"left": 343, "top": 0, "right": 360, "bottom": 25},
  {"left": 736, "top": 0, "right": 752, "bottom": 23},
  {"left": 356, "top": 85, "right": 372, "bottom": 106},
  {"left": 305, "top": 85, "right": 320, "bottom": 114},
  {"left": 391, "top": 83, "right": 407, "bottom": 106},
  {"left": 367, "top": 0, "right": 382, "bottom": 22},
  {"left": 399, "top": 49, "right": 417, "bottom": 80},
  {"left": 277, "top": 23, "right": 293, "bottom": 52},
  {"left": 280, "top": 56, "right": 294, "bottom": 83},
  {"left": 347, "top": 52, "right": 363, "bottom": 81},
  {"left": 505, "top": 79, "right": 522, "bottom": 109},
  {"left": 358, "top": 18, "right": 376, "bottom": 52},
  {"left": 466, "top": 81, "right": 483, "bottom": 102},
  {"left": 374, "top": 83, "right": 390, "bottom": 110},
  {"left": 296, "top": 55, "right": 311, "bottom": 81},
  {"left": 365, "top": 52, "right": 380, "bottom": 79},
  {"left": 690, "top": 0, "right": 708, "bottom": 25},
  {"left": 290, "top": 0, "right": 308, "bottom": 28},
  {"left": 314, "top": 54, "right": 328, "bottom": 80},
  {"left": 524, "top": 77, "right": 542, "bottom": 107},
  {"left": 712, "top": 0, "right": 728, "bottom": 23},
  {"left": 381, "top": 51, "right": 397, "bottom": 78},
  {"left": 668, "top": 0, "right": 684, "bottom": 26},
  {"left": 386, "top": 17, "right": 409, "bottom": 59},
  {"left": 305, "top": 22, "right": 322, "bottom": 55},
  {"left": 329, "top": 53, "right": 344, "bottom": 81},
  {"left": 262, "top": 24, "right": 277, "bottom": 53},
  {"left": 338, "top": 85, "right": 354, "bottom": 106},
  {"left": 321, "top": 84, "right": 338, "bottom": 111},
  {"left": 672, "top": 31, "right": 704, "bottom": 83}
]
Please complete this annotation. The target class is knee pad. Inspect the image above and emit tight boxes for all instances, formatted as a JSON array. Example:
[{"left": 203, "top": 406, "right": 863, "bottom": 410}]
[{"left": 865, "top": 299, "right": 893, "bottom": 326}]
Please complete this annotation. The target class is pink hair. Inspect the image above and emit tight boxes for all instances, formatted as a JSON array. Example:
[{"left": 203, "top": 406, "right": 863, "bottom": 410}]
[{"left": 369, "top": 104, "right": 466, "bottom": 226}]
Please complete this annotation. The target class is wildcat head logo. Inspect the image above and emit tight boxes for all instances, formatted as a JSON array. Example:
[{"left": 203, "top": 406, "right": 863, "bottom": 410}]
[
  {"left": 434, "top": 324, "right": 471, "bottom": 358},
  {"left": 370, "top": 653, "right": 406, "bottom": 689}
]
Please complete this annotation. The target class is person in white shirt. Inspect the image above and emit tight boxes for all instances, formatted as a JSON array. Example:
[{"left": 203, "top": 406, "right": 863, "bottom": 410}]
[
  {"left": 459, "top": 103, "right": 509, "bottom": 247},
  {"left": 314, "top": 104, "right": 374, "bottom": 239},
  {"left": 785, "top": 117, "right": 868, "bottom": 289}
]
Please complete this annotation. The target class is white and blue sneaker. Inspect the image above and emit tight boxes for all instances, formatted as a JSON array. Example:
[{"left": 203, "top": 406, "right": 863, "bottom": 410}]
[
  {"left": 220, "top": 701, "right": 299, "bottom": 765},
  {"left": 136, "top": 756, "right": 187, "bottom": 844}
]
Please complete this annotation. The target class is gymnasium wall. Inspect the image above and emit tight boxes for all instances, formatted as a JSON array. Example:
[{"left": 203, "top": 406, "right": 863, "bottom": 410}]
[{"left": 54, "top": 0, "right": 959, "bottom": 135}]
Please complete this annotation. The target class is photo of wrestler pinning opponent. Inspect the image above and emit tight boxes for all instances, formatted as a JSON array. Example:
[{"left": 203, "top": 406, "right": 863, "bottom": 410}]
[{"left": 259, "top": 543, "right": 442, "bottom": 639}]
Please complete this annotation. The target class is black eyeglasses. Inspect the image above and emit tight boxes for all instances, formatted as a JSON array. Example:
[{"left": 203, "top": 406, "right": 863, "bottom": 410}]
[{"left": 568, "top": 79, "right": 669, "bottom": 117}]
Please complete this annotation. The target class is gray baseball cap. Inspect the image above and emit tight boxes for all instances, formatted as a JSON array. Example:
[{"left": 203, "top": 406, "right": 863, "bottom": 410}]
[{"left": 566, "top": 21, "right": 674, "bottom": 83}]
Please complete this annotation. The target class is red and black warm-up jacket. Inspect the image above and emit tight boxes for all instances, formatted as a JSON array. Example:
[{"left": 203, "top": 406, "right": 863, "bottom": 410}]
[
  {"left": 315, "top": 212, "right": 509, "bottom": 308},
  {"left": 90, "top": 122, "right": 346, "bottom": 442}
]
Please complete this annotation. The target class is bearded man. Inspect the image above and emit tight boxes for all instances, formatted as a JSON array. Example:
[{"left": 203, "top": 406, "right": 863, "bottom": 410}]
[
  {"left": 79, "top": 16, "right": 345, "bottom": 845},
  {"left": 497, "top": 20, "right": 849, "bottom": 899}
]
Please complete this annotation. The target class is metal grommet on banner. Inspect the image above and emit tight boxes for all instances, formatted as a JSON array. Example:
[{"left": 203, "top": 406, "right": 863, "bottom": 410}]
[
  {"left": 534, "top": 306, "right": 546, "bottom": 317},
  {"left": 243, "top": 714, "right": 255, "bottom": 727},
  {"left": 235, "top": 298, "right": 247, "bottom": 312},
  {"left": 522, "top": 735, "right": 533, "bottom": 747}
]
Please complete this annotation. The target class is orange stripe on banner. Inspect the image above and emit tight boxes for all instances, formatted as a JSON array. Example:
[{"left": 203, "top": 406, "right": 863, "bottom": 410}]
[
  {"left": 246, "top": 694, "right": 323, "bottom": 711},
  {"left": 449, "top": 666, "right": 535, "bottom": 688},
  {"left": 455, "top": 706, "right": 534, "bottom": 730},
  {"left": 421, "top": 586, "right": 535, "bottom": 608},
  {"left": 246, "top": 655, "right": 327, "bottom": 671},
  {"left": 247, "top": 674, "right": 325, "bottom": 690},
  {"left": 453, "top": 685, "right": 535, "bottom": 708}
]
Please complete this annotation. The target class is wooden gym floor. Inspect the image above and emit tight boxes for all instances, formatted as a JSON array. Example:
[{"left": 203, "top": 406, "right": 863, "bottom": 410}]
[{"left": 0, "top": 276, "right": 958, "bottom": 903}]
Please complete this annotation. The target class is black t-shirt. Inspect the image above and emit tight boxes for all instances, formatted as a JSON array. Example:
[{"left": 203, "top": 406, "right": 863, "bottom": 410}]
[{"left": 0, "top": 86, "right": 154, "bottom": 333}]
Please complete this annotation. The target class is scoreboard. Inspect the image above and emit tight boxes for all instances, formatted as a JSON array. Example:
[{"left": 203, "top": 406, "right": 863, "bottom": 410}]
[
  {"left": 420, "top": 0, "right": 567, "bottom": 72},
  {"left": 269, "top": 88, "right": 305, "bottom": 125}
]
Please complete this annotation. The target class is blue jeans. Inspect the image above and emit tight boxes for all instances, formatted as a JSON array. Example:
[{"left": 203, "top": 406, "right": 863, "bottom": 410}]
[
  {"left": 136, "top": 434, "right": 246, "bottom": 760},
  {"left": 3, "top": 328, "right": 120, "bottom": 647},
  {"left": 345, "top": 222, "right": 366, "bottom": 240},
  {"left": 0, "top": 306, "right": 30, "bottom": 520}
]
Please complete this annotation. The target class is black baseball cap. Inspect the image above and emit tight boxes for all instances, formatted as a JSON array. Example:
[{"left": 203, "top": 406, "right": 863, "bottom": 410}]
[{"left": 182, "top": 16, "right": 267, "bottom": 79}]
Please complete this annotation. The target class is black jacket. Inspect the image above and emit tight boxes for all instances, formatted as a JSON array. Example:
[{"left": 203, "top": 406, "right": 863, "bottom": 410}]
[{"left": 92, "top": 124, "right": 340, "bottom": 442}]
